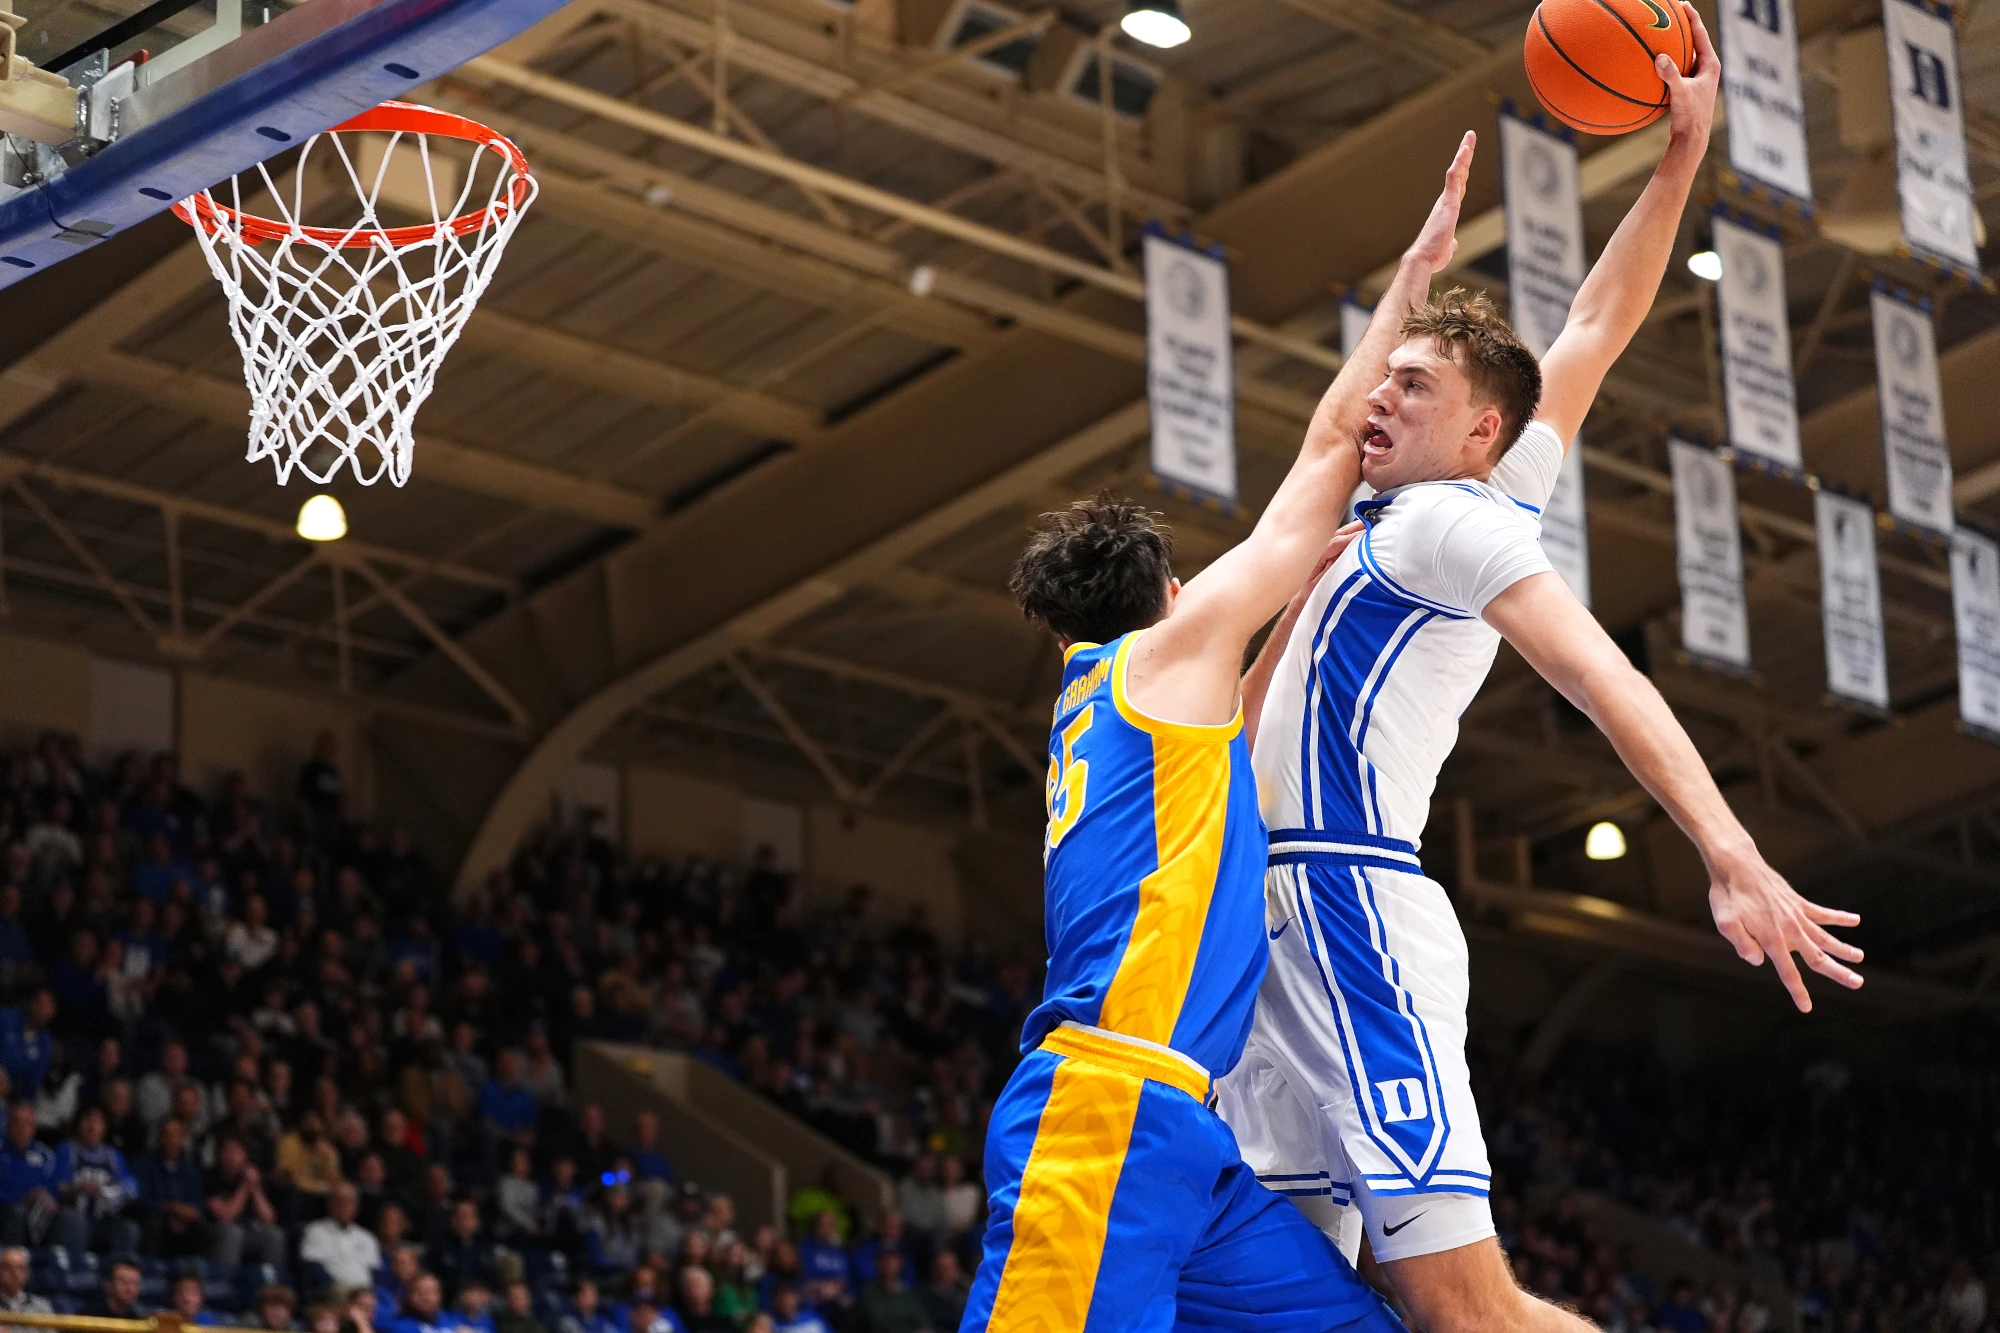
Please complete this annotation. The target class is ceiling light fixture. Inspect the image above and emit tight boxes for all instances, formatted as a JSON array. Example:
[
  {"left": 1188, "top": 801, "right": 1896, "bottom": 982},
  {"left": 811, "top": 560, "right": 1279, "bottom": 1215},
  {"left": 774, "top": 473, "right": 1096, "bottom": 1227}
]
[
  {"left": 297, "top": 494, "right": 348, "bottom": 542},
  {"left": 1687, "top": 248, "right": 1723, "bottom": 282},
  {"left": 1121, "top": 0, "right": 1191, "bottom": 48},
  {"left": 1585, "top": 821, "right": 1629, "bottom": 861}
]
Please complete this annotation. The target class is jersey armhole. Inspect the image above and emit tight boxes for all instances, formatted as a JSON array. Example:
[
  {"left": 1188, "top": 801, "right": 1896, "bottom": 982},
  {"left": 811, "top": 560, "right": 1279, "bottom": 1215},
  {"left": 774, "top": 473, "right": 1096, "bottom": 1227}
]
[{"left": 1110, "top": 630, "right": 1244, "bottom": 743}]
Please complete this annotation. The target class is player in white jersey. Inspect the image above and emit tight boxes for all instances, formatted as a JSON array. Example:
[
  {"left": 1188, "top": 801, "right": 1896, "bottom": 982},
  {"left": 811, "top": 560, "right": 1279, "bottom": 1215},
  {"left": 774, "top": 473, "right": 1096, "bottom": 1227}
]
[{"left": 1216, "top": 13, "right": 1864, "bottom": 1333}]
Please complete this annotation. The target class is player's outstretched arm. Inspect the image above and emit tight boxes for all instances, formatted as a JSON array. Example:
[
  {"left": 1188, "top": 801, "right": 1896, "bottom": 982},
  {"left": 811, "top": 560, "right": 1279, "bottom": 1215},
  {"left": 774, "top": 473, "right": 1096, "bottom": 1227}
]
[
  {"left": 1129, "top": 134, "right": 1476, "bottom": 724},
  {"left": 1535, "top": 5, "right": 1719, "bottom": 445},
  {"left": 1483, "top": 573, "right": 1864, "bottom": 1012}
]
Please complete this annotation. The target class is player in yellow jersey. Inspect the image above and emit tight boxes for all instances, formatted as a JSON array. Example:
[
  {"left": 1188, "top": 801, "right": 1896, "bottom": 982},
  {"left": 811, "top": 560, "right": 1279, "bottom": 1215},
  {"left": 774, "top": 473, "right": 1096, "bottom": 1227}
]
[{"left": 957, "top": 134, "right": 1479, "bottom": 1333}]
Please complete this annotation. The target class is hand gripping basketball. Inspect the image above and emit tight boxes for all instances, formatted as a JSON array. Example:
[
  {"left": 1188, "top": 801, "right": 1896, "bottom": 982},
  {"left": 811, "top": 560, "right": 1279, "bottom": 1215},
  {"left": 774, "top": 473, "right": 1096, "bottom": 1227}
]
[{"left": 1523, "top": 0, "right": 1697, "bottom": 134}]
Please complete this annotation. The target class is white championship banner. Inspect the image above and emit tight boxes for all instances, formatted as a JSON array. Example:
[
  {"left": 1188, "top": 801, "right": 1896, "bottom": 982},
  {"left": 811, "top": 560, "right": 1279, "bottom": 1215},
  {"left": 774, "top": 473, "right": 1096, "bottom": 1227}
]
[
  {"left": 1872, "top": 286, "right": 1955, "bottom": 534},
  {"left": 1720, "top": 0, "right": 1813, "bottom": 202},
  {"left": 1500, "top": 112, "right": 1585, "bottom": 359},
  {"left": 1815, "top": 491, "right": 1890, "bottom": 711},
  {"left": 1144, "top": 231, "right": 1237, "bottom": 503},
  {"left": 1500, "top": 111, "right": 1592, "bottom": 604},
  {"left": 1714, "top": 212, "right": 1802, "bottom": 468},
  {"left": 1882, "top": 0, "right": 1980, "bottom": 273},
  {"left": 1672, "top": 439, "right": 1752, "bottom": 669},
  {"left": 1952, "top": 527, "right": 2000, "bottom": 741}
]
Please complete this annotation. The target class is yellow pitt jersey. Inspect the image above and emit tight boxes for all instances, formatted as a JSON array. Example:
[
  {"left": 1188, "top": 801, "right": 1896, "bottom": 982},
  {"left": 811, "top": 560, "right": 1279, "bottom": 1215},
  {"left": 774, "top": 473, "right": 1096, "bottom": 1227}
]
[{"left": 1024, "top": 629, "right": 1270, "bottom": 1078}]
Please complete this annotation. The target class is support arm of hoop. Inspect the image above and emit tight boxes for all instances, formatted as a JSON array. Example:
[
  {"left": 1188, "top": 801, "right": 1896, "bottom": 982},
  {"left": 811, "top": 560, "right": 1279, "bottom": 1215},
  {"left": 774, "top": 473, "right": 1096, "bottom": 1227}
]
[{"left": 0, "top": 0, "right": 567, "bottom": 285}]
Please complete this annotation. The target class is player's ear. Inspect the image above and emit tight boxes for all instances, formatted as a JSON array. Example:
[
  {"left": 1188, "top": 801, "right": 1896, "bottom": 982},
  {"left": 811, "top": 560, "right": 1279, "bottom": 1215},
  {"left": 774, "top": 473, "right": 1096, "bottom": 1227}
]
[{"left": 1467, "top": 404, "right": 1503, "bottom": 454}]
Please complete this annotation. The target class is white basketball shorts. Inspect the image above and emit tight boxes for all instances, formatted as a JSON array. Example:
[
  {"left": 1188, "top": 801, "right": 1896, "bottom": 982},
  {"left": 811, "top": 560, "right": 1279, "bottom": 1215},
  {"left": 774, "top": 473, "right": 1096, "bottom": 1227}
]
[{"left": 1215, "top": 846, "right": 1495, "bottom": 1264}]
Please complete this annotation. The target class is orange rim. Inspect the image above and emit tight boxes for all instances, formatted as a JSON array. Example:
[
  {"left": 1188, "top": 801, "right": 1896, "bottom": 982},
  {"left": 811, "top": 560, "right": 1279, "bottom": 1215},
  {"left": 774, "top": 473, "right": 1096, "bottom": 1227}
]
[{"left": 171, "top": 101, "right": 534, "bottom": 250}]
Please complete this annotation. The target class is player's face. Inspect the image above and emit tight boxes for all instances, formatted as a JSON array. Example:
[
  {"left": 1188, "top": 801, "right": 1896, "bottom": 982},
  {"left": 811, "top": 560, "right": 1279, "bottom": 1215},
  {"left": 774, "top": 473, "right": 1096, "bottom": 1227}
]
[{"left": 1361, "top": 339, "right": 1502, "bottom": 490}]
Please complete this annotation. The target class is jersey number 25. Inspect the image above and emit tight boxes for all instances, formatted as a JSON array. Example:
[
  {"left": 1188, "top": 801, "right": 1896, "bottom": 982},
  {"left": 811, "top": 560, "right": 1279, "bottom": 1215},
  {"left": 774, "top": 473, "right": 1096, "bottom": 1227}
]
[{"left": 1045, "top": 704, "right": 1094, "bottom": 851}]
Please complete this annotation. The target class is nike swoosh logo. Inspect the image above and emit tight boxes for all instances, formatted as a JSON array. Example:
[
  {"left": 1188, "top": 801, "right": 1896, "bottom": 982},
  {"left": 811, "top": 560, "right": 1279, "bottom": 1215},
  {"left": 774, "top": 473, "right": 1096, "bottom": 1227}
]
[
  {"left": 1637, "top": 0, "right": 1673, "bottom": 28},
  {"left": 1269, "top": 921, "right": 1291, "bottom": 941},
  {"left": 1382, "top": 1212, "right": 1426, "bottom": 1237}
]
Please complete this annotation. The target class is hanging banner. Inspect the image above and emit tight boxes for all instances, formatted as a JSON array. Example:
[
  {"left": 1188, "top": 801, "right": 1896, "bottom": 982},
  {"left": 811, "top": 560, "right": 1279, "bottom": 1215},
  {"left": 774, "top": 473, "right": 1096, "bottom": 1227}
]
[
  {"left": 1500, "top": 111, "right": 1585, "bottom": 360},
  {"left": 1672, "top": 439, "right": 1752, "bottom": 669},
  {"left": 1540, "top": 447, "right": 1592, "bottom": 605},
  {"left": 1719, "top": 0, "right": 1813, "bottom": 203},
  {"left": 1882, "top": 0, "right": 1980, "bottom": 273},
  {"left": 1144, "top": 231, "right": 1237, "bottom": 503},
  {"left": 1871, "top": 286, "right": 1954, "bottom": 534},
  {"left": 1952, "top": 528, "right": 2000, "bottom": 741},
  {"left": 1815, "top": 492, "right": 1890, "bottom": 711},
  {"left": 1714, "top": 212, "right": 1802, "bottom": 468},
  {"left": 1500, "top": 111, "right": 1592, "bottom": 604}
]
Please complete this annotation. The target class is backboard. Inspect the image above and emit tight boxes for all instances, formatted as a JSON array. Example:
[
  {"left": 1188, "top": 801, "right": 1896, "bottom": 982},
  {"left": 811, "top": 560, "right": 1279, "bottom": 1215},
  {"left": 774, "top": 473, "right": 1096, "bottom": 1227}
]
[{"left": 0, "top": 0, "right": 565, "bottom": 287}]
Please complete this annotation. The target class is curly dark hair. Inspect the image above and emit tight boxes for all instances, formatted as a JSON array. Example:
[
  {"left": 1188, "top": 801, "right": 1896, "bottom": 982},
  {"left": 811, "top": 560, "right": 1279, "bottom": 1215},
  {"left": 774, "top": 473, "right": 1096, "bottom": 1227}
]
[
  {"left": 1400, "top": 287, "right": 1543, "bottom": 458},
  {"left": 1009, "top": 493, "right": 1175, "bottom": 645}
]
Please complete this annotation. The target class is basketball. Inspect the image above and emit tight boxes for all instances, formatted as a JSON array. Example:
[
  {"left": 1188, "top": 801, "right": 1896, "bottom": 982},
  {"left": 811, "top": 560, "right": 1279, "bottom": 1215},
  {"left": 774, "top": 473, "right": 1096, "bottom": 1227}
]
[{"left": 1524, "top": 0, "right": 1694, "bottom": 134}]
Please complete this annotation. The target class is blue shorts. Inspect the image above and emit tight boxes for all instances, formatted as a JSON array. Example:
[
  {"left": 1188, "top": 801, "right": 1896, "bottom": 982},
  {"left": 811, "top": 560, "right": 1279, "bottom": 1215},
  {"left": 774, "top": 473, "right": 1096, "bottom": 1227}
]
[{"left": 961, "top": 1024, "right": 1401, "bottom": 1333}]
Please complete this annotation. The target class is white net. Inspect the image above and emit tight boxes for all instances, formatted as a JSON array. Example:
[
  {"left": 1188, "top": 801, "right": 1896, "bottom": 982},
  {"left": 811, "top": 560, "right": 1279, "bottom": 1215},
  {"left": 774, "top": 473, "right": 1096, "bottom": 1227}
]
[{"left": 177, "top": 103, "right": 537, "bottom": 486}]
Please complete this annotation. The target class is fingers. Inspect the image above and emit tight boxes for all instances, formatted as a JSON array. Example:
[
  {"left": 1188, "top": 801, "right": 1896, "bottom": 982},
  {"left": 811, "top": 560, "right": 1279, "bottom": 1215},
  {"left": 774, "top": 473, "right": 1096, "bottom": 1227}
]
[
  {"left": 1715, "top": 913, "right": 1763, "bottom": 966},
  {"left": 1800, "top": 919, "right": 1864, "bottom": 964},
  {"left": 1686, "top": 3, "right": 1718, "bottom": 73},
  {"left": 1791, "top": 928, "right": 1862, "bottom": 992},
  {"left": 1766, "top": 937, "right": 1812, "bottom": 1012},
  {"left": 1800, "top": 900, "right": 1861, "bottom": 928}
]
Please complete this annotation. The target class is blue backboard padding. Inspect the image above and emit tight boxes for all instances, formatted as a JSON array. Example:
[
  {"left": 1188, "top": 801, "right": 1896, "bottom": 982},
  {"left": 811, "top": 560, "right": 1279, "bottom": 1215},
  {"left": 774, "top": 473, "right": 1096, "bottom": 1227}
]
[{"left": 0, "top": 0, "right": 566, "bottom": 288}]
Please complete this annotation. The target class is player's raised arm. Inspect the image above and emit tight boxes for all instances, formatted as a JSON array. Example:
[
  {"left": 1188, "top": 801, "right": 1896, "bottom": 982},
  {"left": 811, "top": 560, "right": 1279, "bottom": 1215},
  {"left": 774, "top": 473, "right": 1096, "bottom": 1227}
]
[
  {"left": 1129, "top": 134, "right": 1477, "bottom": 725},
  {"left": 1483, "top": 572, "right": 1864, "bottom": 1012},
  {"left": 1535, "top": 5, "right": 1719, "bottom": 445}
]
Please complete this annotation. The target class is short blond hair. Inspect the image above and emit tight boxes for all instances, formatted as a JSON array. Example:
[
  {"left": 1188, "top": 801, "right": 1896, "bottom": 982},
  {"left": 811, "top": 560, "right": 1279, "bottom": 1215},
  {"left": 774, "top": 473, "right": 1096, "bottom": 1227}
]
[{"left": 1400, "top": 288, "right": 1542, "bottom": 455}]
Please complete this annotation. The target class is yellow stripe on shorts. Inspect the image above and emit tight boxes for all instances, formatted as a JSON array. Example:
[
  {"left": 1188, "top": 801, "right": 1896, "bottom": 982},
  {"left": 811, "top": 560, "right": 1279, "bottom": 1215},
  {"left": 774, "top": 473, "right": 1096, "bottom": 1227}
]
[{"left": 985, "top": 1059, "right": 1145, "bottom": 1333}]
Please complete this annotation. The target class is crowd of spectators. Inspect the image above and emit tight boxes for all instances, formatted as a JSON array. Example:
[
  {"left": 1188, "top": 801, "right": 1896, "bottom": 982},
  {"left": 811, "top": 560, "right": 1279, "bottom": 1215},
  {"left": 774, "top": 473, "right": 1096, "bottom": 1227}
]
[
  {"left": 0, "top": 725, "right": 1990, "bottom": 1333},
  {"left": 0, "top": 729, "right": 1023, "bottom": 1333},
  {"left": 1475, "top": 1031, "right": 1997, "bottom": 1333}
]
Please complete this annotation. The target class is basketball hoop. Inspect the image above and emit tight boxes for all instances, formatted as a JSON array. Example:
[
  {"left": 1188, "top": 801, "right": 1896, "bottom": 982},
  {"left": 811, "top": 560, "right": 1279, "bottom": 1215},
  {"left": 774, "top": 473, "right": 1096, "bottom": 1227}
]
[{"left": 174, "top": 101, "right": 537, "bottom": 487}]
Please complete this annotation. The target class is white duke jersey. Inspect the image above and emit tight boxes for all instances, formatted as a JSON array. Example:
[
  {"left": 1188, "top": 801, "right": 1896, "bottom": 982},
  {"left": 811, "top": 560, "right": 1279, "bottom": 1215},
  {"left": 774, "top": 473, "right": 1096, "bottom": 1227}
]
[{"left": 1254, "top": 421, "right": 1567, "bottom": 844}]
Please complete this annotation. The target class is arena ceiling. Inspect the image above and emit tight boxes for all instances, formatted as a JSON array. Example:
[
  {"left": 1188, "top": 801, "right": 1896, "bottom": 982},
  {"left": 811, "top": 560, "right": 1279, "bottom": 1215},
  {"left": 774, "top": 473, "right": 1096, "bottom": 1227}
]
[{"left": 2, "top": 0, "right": 1999, "bottom": 1012}]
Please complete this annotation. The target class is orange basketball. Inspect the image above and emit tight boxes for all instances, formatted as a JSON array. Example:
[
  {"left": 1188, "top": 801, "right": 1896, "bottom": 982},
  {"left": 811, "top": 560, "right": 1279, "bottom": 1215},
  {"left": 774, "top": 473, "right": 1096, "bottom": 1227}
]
[{"left": 1524, "top": 0, "right": 1694, "bottom": 135}]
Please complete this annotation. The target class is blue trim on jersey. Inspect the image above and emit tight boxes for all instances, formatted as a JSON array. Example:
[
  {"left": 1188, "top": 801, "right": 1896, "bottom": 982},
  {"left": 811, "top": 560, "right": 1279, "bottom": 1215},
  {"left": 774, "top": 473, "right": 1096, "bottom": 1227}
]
[
  {"left": 1267, "top": 828, "right": 1420, "bottom": 875},
  {"left": 1300, "top": 571, "right": 1371, "bottom": 833},
  {"left": 1356, "top": 529, "right": 1474, "bottom": 620},
  {"left": 1288, "top": 863, "right": 1468, "bottom": 1195},
  {"left": 1354, "top": 608, "right": 1437, "bottom": 833},
  {"left": 1507, "top": 496, "right": 1542, "bottom": 515}
]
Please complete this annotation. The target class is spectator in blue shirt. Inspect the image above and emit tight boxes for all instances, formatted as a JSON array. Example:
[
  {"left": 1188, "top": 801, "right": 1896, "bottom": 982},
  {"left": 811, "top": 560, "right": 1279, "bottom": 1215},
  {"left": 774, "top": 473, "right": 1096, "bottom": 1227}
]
[
  {"left": 132, "top": 833, "right": 194, "bottom": 905},
  {"left": 554, "top": 1279, "right": 618, "bottom": 1333},
  {"left": 850, "top": 1211, "right": 912, "bottom": 1287},
  {"left": 796, "top": 1210, "right": 852, "bottom": 1304},
  {"left": 450, "top": 1282, "right": 497, "bottom": 1333},
  {"left": 629, "top": 1111, "right": 674, "bottom": 1186},
  {"left": 0, "top": 1100, "right": 86, "bottom": 1252},
  {"left": 391, "top": 1274, "right": 450, "bottom": 1333},
  {"left": 171, "top": 1271, "right": 225, "bottom": 1326},
  {"left": 1652, "top": 1280, "right": 1708, "bottom": 1333},
  {"left": 0, "top": 992, "right": 55, "bottom": 1097},
  {"left": 57, "top": 1106, "right": 140, "bottom": 1256},
  {"left": 477, "top": 1050, "right": 538, "bottom": 1161},
  {"left": 135, "top": 1117, "right": 208, "bottom": 1258},
  {"left": 769, "top": 1287, "right": 830, "bottom": 1333}
]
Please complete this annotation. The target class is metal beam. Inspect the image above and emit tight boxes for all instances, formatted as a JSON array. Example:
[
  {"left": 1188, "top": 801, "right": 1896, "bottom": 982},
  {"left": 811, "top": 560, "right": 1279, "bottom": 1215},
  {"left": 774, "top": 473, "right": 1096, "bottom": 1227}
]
[
  {"left": 345, "top": 555, "right": 533, "bottom": 730},
  {"left": 464, "top": 54, "right": 1343, "bottom": 375},
  {"left": 0, "top": 452, "right": 515, "bottom": 593},
  {"left": 584, "top": 0, "right": 1185, "bottom": 218},
  {"left": 453, "top": 397, "right": 1152, "bottom": 891},
  {"left": 1274, "top": 0, "right": 1491, "bottom": 72},
  {"left": 29, "top": 347, "right": 657, "bottom": 530},
  {"left": 457, "top": 307, "right": 826, "bottom": 443}
]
